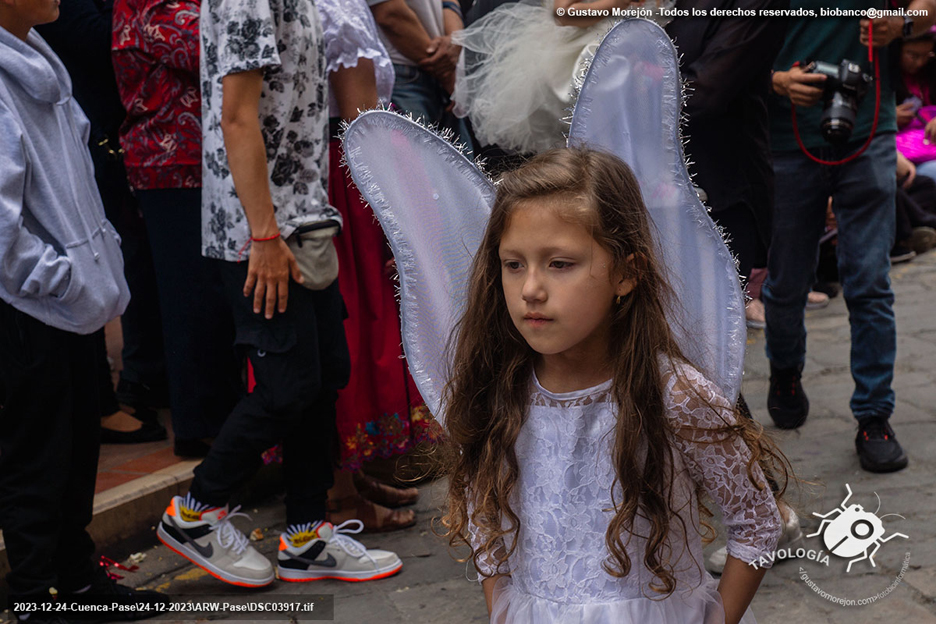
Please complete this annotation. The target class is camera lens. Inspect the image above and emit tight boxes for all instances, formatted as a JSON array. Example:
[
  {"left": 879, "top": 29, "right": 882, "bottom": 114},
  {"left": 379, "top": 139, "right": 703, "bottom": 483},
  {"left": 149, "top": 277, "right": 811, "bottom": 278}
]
[{"left": 821, "top": 91, "right": 858, "bottom": 145}]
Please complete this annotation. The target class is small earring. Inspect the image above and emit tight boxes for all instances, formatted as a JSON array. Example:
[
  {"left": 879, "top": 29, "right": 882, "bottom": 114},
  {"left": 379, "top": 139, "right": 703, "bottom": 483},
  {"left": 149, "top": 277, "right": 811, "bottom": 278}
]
[{"left": 615, "top": 295, "right": 622, "bottom": 305}]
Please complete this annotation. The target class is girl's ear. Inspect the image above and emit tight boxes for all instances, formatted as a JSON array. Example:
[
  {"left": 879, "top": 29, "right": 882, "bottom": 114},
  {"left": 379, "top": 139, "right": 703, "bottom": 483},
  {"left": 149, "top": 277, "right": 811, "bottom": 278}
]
[{"left": 615, "top": 253, "right": 637, "bottom": 297}]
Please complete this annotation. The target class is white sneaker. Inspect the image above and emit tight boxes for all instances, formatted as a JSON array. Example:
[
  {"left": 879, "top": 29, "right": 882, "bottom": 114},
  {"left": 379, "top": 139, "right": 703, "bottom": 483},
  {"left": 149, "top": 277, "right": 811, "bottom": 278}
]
[
  {"left": 157, "top": 496, "right": 274, "bottom": 587},
  {"left": 706, "top": 507, "right": 804, "bottom": 574},
  {"left": 277, "top": 520, "right": 403, "bottom": 582}
]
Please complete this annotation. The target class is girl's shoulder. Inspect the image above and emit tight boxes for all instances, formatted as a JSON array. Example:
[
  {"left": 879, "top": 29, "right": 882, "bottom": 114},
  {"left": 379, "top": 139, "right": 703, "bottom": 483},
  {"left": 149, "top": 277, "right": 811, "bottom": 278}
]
[{"left": 659, "top": 356, "right": 738, "bottom": 431}]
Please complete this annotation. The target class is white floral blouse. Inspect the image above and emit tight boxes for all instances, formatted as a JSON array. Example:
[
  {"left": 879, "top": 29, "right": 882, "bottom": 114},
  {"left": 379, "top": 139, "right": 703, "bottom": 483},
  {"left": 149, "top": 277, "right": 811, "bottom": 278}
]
[{"left": 199, "top": 0, "right": 340, "bottom": 261}]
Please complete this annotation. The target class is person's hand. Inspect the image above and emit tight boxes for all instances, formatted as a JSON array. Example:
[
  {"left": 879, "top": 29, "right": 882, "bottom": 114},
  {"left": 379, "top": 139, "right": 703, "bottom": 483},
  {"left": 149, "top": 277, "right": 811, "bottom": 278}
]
[
  {"left": 420, "top": 35, "right": 460, "bottom": 77},
  {"left": 772, "top": 65, "right": 827, "bottom": 107},
  {"left": 243, "top": 235, "right": 303, "bottom": 319},
  {"left": 553, "top": 0, "right": 577, "bottom": 25},
  {"left": 925, "top": 117, "right": 936, "bottom": 144},
  {"left": 897, "top": 101, "right": 916, "bottom": 128},
  {"left": 859, "top": 16, "right": 903, "bottom": 48},
  {"left": 897, "top": 151, "right": 917, "bottom": 188}
]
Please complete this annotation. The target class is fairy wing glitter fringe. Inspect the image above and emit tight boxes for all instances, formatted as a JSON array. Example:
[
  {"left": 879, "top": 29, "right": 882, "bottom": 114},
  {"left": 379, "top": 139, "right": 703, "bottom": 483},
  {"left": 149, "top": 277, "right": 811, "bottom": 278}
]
[
  {"left": 343, "top": 111, "right": 495, "bottom": 419},
  {"left": 569, "top": 19, "right": 745, "bottom": 402},
  {"left": 343, "top": 20, "right": 745, "bottom": 423}
]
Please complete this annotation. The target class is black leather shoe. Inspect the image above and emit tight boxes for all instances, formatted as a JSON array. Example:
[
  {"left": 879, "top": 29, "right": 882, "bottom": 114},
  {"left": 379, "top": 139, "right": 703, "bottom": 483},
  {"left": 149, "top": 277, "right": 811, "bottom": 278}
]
[
  {"left": 856, "top": 417, "right": 909, "bottom": 473},
  {"left": 767, "top": 363, "right": 809, "bottom": 429},
  {"left": 100, "top": 418, "right": 167, "bottom": 444},
  {"left": 115, "top": 379, "right": 170, "bottom": 411},
  {"left": 62, "top": 567, "right": 170, "bottom": 621},
  {"left": 173, "top": 438, "right": 212, "bottom": 458}
]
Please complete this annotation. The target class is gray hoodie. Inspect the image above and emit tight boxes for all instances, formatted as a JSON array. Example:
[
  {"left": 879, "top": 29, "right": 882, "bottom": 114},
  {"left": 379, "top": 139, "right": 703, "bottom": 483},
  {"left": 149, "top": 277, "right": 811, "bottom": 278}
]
[{"left": 0, "top": 27, "right": 129, "bottom": 334}]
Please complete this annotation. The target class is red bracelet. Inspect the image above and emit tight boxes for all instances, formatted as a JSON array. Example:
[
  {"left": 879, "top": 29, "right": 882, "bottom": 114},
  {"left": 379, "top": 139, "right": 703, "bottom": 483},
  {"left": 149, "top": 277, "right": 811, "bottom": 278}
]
[{"left": 251, "top": 232, "right": 281, "bottom": 242}]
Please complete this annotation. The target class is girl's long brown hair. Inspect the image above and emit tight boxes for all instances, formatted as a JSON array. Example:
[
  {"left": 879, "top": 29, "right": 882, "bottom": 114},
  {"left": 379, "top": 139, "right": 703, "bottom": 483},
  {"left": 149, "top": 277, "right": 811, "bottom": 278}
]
[{"left": 440, "top": 148, "right": 791, "bottom": 595}]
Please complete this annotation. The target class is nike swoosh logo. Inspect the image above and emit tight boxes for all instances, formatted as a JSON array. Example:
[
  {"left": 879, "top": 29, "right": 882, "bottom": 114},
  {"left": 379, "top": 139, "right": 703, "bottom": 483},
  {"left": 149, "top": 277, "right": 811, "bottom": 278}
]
[
  {"left": 167, "top": 516, "right": 213, "bottom": 559},
  {"left": 283, "top": 550, "right": 337, "bottom": 568}
]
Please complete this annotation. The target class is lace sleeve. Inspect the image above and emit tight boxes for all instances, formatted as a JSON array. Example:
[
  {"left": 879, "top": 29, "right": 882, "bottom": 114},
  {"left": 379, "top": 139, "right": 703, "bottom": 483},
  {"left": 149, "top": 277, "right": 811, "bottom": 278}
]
[
  {"left": 664, "top": 362, "right": 783, "bottom": 567},
  {"left": 465, "top": 497, "right": 510, "bottom": 580}
]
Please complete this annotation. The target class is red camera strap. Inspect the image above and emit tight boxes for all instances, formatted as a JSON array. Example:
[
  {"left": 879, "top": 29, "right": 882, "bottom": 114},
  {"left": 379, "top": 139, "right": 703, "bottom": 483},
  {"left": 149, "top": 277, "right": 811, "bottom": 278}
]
[{"left": 790, "top": 20, "right": 882, "bottom": 166}]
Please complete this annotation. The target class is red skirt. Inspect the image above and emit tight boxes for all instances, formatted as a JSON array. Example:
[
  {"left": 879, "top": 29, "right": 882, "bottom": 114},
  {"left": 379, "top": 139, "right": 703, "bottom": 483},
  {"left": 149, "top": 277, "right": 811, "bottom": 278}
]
[{"left": 329, "top": 139, "right": 440, "bottom": 471}]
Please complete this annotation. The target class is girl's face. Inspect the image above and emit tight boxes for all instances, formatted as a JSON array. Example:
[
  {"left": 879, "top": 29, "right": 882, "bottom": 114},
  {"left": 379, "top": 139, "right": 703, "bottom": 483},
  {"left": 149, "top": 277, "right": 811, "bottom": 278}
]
[
  {"left": 498, "top": 200, "right": 634, "bottom": 373},
  {"left": 902, "top": 40, "right": 935, "bottom": 76}
]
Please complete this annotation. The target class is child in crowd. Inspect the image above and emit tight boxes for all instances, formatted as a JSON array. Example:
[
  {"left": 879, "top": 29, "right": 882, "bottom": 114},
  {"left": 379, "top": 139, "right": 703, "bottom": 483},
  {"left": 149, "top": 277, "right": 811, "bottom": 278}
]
[
  {"left": 442, "top": 148, "right": 786, "bottom": 623},
  {"left": 0, "top": 1, "right": 166, "bottom": 620}
]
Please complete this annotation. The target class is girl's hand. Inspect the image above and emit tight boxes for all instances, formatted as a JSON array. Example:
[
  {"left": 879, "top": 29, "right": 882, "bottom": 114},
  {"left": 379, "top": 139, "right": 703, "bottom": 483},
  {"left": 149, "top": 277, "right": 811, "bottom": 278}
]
[
  {"left": 897, "top": 151, "right": 917, "bottom": 189},
  {"left": 925, "top": 117, "right": 936, "bottom": 144},
  {"left": 896, "top": 101, "right": 916, "bottom": 128}
]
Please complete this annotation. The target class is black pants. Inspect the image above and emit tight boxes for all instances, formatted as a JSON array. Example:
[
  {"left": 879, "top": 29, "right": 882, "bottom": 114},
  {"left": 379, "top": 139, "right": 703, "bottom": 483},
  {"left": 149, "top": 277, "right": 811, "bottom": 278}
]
[
  {"left": 190, "top": 263, "right": 350, "bottom": 524},
  {"left": 92, "top": 148, "right": 165, "bottom": 389},
  {"left": 711, "top": 202, "right": 767, "bottom": 282},
  {"left": 896, "top": 175, "right": 936, "bottom": 241},
  {"left": 0, "top": 302, "right": 100, "bottom": 598},
  {"left": 137, "top": 189, "right": 240, "bottom": 441}
]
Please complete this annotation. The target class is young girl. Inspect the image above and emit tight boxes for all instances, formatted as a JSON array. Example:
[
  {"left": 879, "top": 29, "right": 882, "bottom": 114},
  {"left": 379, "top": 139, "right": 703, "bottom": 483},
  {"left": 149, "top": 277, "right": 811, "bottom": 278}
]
[{"left": 442, "top": 148, "right": 787, "bottom": 623}]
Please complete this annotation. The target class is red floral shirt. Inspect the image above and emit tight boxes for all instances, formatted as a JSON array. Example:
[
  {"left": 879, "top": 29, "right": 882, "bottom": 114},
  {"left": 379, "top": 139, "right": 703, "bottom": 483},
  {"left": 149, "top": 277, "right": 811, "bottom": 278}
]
[{"left": 112, "top": 0, "right": 201, "bottom": 190}]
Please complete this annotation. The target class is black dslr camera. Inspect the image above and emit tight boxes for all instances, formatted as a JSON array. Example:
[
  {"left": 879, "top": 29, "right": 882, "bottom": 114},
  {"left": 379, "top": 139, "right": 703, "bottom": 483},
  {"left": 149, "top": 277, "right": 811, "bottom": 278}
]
[{"left": 803, "top": 59, "right": 873, "bottom": 145}]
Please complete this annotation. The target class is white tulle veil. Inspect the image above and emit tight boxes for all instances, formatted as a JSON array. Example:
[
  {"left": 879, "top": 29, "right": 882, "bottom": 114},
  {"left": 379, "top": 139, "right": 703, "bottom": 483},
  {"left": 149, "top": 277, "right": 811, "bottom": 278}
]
[{"left": 342, "top": 19, "right": 745, "bottom": 422}]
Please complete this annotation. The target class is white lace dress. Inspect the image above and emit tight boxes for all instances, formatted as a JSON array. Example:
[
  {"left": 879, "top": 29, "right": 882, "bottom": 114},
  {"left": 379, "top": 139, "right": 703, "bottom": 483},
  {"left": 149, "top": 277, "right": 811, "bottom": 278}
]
[{"left": 469, "top": 362, "right": 782, "bottom": 623}]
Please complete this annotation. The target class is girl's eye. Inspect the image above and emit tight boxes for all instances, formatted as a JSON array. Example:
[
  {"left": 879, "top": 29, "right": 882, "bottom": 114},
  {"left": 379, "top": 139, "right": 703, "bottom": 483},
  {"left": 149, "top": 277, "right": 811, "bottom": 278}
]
[
  {"left": 503, "top": 260, "right": 522, "bottom": 271},
  {"left": 550, "top": 260, "right": 573, "bottom": 269}
]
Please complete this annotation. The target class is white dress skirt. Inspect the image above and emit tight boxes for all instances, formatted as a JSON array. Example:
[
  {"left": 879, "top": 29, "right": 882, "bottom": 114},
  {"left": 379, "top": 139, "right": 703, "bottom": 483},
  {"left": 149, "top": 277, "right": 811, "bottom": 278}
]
[{"left": 468, "top": 362, "right": 781, "bottom": 623}]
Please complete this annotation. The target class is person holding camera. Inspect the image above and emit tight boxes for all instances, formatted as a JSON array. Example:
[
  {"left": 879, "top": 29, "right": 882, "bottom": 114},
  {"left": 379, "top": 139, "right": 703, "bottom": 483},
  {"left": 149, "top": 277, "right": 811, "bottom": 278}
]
[{"left": 764, "top": 0, "right": 936, "bottom": 473}]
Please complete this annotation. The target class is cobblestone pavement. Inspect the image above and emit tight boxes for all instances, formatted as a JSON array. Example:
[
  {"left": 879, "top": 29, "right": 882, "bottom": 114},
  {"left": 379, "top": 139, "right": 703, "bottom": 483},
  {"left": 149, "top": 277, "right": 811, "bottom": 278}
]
[{"left": 100, "top": 252, "right": 936, "bottom": 624}]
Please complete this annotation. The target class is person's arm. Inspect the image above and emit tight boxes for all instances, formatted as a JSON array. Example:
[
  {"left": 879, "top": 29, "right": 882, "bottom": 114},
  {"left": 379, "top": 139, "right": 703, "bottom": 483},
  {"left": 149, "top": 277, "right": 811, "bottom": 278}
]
[
  {"left": 897, "top": 149, "right": 917, "bottom": 188},
  {"left": 673, "top": 0, "right": 789, "bottom": 120},
  {"left": 330, "top": 59, "right": 380, "bottom": 122},
  {"left": 420, "top": 3, "right": 462, "bottom": 92},
  {"left": 860, "top": 0, "right": 936, "bottom": 47},
  {"left": 718, "top": 557, "right": 768, "bottom": 624},
  {"left": 481, "top": 574, "right": 508, "bottom": 615},
  {"left": 220, "top": 70, "right": 302, "bottom": 319},
  {"left": 370, "top": 0, "right": 434, "bottom": 62},
  {"left": 666, "top": 366, "right": 783, "bottom": 624}
]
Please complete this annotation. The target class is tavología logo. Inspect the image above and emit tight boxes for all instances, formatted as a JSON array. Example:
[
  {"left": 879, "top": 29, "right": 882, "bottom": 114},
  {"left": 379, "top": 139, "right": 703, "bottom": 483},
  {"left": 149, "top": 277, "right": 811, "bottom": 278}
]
[{"left": 808, "top": 483, "right": 908, "bottom": 573}]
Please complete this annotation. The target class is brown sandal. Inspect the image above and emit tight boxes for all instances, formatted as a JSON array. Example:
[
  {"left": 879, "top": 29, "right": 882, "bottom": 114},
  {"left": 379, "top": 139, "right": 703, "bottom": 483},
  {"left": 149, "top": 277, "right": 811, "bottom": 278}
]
[
  {"left": 353, "top": 472, "right": 420, "bottom": 508},
  {"left": 326, "top": 494, "right": 417, "bottom": 533}
]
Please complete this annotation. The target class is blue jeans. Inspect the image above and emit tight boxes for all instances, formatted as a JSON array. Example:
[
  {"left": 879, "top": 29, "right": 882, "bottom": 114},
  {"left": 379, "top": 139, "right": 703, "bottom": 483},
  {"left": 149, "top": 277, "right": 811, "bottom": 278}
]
[
  {"left": 914, "top": 158, "right": 936, "bottom": 182},
  {"left": 391, "top": 63, "right": 473, "bottom": 154},
  {"left": 763, "top": 132, "right": 897, "bottom": 420}
]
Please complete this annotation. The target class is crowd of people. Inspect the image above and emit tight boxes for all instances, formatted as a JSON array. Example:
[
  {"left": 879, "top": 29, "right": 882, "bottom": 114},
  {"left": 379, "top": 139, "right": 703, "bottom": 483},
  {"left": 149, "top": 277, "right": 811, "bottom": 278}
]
[{"left": 1, "top": 0, "right": 933, "bottom": 622}]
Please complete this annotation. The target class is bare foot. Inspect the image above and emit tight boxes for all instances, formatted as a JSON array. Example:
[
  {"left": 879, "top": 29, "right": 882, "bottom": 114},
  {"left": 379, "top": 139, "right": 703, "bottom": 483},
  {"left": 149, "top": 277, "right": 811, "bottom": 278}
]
[{"left": 327, "top": 495, "right": 416, "bottom": 533}]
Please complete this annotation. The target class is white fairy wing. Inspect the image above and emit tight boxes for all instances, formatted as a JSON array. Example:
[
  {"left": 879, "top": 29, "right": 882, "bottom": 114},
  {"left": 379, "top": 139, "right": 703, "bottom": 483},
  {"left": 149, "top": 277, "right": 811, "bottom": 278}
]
[
  {"left": 568, "top": 19, "right": 745, "bottom": 402},
  {"left": 343, "top": 111, "right": 495, "bottom": 420}
]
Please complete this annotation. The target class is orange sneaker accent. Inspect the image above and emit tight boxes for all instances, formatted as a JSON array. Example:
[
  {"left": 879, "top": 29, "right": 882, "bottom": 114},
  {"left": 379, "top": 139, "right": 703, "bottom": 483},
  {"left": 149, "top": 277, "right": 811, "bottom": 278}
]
[{"left": 157, "top": 532, "right": 272, "bottom": 589}]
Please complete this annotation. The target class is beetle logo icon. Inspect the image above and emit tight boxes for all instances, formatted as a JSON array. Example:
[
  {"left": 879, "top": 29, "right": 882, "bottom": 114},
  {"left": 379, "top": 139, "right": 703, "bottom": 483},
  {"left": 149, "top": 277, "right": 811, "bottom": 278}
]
[{"left": 808, "top": 483, "right": 908, "bottom": 573}]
